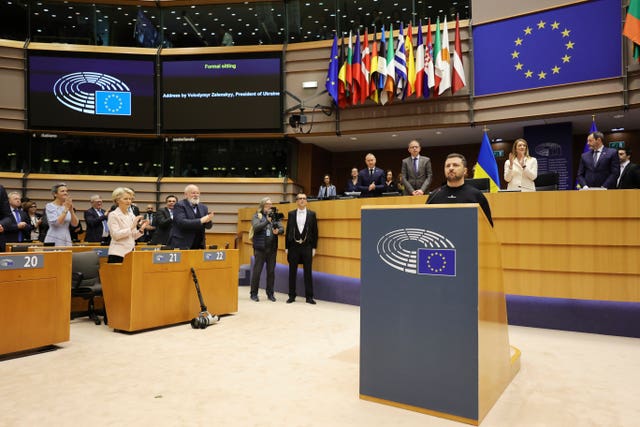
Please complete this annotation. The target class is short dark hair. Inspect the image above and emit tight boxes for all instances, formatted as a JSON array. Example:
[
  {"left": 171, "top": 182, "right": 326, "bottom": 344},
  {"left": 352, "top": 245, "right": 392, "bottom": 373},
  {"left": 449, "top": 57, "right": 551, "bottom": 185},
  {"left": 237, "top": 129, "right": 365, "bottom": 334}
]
[
  {"left": 446, "top": 153, "right": 467, "bottom": 167},
  {"left": 165, "top": 194, "right": 177, "bottom": 202},
  {"left": 590, "top": 131, "right": 604, "bottom": 141},
  {"left": 618, "top": 147, "right": 632, "bottom": 156}
]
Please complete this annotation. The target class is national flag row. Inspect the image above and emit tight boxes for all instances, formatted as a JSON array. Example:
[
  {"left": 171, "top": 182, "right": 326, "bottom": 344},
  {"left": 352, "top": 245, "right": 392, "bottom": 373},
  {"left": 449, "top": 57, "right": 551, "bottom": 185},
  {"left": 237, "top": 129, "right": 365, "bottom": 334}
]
[{"left": 325, "top": 15, "right": 466, "bottom": 108}]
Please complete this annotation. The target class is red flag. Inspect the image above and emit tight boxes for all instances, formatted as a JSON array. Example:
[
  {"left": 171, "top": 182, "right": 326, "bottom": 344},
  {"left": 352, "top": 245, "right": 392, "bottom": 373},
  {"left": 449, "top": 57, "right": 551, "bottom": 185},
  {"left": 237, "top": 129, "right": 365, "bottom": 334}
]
[
  {"left": 361, "top": 28, "right": 371, "bottom": 104},
  {"left": 351, "top": 31, "right": 362, "bottom": 105},
  {"left": 451, "top": 15, "right": 467, "bottom": 94}
]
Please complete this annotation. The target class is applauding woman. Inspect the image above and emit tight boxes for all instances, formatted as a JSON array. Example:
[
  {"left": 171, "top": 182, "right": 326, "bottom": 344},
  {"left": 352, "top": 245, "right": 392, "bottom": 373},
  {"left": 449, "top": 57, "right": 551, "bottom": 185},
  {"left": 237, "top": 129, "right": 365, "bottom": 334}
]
[
  {"left": 44, "top": 183, "right": 79, "bottom": 246},
  {"left": 107, "top": 187, "right": 150, "bottom": 263},
  {"left": 504, "top": 138, "right": 538, "bottom": 191}
]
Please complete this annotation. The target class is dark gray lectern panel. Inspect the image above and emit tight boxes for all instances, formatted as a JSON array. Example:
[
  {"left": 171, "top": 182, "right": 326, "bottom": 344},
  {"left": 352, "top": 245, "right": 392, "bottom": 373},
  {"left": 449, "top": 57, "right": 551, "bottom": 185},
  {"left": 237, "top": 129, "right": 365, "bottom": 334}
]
[{"left": 360, "top": 206, "right": 479, "bottom": 420}]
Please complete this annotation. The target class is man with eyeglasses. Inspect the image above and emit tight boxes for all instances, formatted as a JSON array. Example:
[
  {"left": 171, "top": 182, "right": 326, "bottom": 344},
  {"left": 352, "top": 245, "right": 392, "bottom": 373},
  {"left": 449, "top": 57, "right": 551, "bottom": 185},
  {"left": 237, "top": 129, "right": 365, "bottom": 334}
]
[
  {"left": 84, "top": 195, "right": 110, "bottom": 243},
  {"left": 401, "top": 139, "right": 433, "bottom": 196},
  {"left": 285, "top": 193, "right": 319, "bottom": 304}
]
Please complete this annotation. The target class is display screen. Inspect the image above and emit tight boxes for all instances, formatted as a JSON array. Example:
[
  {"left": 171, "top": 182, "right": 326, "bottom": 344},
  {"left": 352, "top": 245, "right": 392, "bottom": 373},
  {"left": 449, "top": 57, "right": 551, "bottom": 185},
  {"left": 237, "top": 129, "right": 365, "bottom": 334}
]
[
  {"left": 28, "top": 51, "right": 156, "bottom": 132},
  {"left": 161, "top": 54, "right": 282, "bottom": 132}
]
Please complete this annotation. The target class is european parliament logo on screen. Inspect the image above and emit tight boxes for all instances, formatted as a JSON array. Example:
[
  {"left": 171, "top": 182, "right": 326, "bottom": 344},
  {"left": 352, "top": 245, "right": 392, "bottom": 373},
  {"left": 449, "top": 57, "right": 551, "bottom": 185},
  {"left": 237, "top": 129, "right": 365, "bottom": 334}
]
[
  {"left": 53, "top": 72, "right": 132, "bottom": 116},
  {"left": 377, "top": 228, "right": 456, "bottom": 277}
]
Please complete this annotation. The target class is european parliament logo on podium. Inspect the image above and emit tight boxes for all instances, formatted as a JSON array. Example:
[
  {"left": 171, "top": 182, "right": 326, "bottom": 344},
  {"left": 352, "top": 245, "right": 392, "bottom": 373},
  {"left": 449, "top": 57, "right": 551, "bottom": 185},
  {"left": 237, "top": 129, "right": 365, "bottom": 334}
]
[{"left": 376, "top": 227, "right": 457, "bottom": 277}]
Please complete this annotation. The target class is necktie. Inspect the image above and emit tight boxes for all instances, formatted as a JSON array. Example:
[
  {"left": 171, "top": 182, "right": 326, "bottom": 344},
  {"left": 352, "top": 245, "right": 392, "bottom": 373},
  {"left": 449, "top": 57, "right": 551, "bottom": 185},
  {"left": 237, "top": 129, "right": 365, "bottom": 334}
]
[
  {"left": 593, "top": 150, "right": 600, "bottom": 165},
  {"left": 369, "top": 169, "right": 374, "bottom": 176},
  {"left": 14, "top": 209, "right": 22, "bottom": 242},
  {"left": 100, "top": 210, "right": 109, "bottom": 236},
  {"left": 413, "top": 157, "right": 419, "bottom": 173}
]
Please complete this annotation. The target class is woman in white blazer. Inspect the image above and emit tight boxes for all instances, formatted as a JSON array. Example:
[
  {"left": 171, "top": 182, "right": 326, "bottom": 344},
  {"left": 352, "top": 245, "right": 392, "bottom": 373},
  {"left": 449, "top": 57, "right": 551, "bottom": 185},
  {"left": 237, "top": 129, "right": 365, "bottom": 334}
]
[
  {"left": 504, "top": 138, "right": 538, "bottom": 191},
  {"left": 107, "top": 187, "right": 150, "bottom": 263}
]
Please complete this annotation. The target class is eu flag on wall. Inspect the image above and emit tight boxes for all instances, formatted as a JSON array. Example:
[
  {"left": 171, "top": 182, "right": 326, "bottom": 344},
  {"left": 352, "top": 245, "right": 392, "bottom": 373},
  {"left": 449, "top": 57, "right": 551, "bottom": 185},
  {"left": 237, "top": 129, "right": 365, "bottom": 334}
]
[
  {"left": 473, "top": 0, "right": 621, "bottom": 96},
  {"left": 417, "top": 249, "right": 456, "bottom": 276}
]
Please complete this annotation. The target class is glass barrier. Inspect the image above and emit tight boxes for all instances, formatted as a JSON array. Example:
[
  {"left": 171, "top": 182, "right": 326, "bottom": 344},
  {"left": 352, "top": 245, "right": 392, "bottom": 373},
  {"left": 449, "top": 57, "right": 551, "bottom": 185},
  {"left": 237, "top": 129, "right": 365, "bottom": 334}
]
[{"left": 0, "top": 1, "right": 469, "bottom": 47}]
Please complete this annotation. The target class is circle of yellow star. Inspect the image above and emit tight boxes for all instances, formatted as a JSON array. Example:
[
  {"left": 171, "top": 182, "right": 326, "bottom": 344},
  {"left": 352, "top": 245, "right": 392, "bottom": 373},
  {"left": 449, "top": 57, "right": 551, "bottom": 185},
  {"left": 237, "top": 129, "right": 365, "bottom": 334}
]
[{"left": 538, "top": 71, "right": 547, "bottom": 79}]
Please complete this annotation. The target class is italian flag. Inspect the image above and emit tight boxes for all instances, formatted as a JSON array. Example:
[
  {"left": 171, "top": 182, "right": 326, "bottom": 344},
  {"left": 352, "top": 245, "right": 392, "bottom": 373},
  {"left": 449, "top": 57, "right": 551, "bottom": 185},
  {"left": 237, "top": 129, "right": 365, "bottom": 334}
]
[{"left": 624, "top": 0, "right": 640, "bottom": 61}]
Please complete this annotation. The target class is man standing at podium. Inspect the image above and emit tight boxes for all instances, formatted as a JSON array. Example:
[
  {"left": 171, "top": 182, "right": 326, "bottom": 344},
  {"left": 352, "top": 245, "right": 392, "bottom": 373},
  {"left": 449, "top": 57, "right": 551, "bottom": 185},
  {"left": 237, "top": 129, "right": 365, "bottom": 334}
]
[
  {"left": 427, "top": 153, "right": 493, "bottom": 227},
  {"left": 168, "top": 185, "right": 214, "bottom": 250}
]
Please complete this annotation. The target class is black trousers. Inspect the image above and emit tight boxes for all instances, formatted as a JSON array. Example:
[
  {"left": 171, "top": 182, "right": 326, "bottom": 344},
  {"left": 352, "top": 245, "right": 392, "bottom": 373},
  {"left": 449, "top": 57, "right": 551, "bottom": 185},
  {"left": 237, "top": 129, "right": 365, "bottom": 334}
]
[
  {"left": 287, "top": 243, "right": 313, "bottom": 298},
  {"left": 250, "top": 248, "right": 277, "bottom": 296}
]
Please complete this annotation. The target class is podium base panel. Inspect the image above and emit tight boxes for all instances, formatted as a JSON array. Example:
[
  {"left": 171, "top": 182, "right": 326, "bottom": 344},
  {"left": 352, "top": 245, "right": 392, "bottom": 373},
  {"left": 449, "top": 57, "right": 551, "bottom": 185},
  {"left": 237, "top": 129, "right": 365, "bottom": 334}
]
[{"left": 360, "top": 345, "right": 521, "bottom": 426}]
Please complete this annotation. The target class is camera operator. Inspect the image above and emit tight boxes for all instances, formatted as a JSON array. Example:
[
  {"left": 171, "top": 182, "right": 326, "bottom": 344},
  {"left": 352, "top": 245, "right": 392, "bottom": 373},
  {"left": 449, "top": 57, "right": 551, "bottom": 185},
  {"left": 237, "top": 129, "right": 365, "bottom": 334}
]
[{"left": 249, "top": 197, "right": 284, "bottom": 302}]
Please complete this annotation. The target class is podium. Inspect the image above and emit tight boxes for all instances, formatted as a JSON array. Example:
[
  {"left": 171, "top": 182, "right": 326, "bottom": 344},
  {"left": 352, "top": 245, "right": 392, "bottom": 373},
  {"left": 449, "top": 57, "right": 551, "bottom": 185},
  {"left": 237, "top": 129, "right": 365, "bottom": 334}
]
[
  {"left": 100, "top": 249, "right": 239, "bottom": 332},
  {"left": 0, "top": 251, "right": 71, "bottom": 356},
  {"left": 360, "top": 204, "right": 520, "bottom": 425}
]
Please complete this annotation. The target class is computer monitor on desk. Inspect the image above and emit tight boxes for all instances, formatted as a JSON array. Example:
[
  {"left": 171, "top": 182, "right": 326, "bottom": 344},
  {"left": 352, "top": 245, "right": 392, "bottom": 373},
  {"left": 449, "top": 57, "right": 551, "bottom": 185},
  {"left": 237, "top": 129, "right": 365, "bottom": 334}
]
[{"left": 465, "top": 178, "right": 490, "bottom": 193}]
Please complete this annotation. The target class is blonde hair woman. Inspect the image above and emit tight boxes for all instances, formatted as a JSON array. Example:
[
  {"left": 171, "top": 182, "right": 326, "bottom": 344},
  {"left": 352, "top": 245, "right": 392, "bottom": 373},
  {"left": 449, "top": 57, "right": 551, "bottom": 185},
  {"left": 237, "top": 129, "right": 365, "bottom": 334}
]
[
  {"left": 504, "top": 138, "right": 538, "bottom": 191},
  {"left": 44, "top": 183, "right": 79, "bottom": 246},
  {"left": 107, "top": 187, "right": 150, "bottom": 263}
]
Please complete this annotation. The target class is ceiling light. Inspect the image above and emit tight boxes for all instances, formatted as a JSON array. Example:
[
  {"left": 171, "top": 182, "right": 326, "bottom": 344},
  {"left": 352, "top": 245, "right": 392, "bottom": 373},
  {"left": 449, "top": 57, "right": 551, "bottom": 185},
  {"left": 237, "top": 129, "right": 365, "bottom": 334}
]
[
  {"left": 611, "top": 127, "right": 625, "bottom": 132},
  {"left": 613, "top": 114, "right": 624, "bottom": 119}
]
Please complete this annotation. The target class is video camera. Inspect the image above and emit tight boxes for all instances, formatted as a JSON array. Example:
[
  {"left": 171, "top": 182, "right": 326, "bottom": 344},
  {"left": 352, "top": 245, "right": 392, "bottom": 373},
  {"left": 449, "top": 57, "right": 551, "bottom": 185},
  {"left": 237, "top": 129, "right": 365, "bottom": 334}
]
[
  {"left": 268, "top": 206, "right": 284, "bottom": 222},
  {"left": 191, "top": 311, "right": 219, "bottom": 329}
]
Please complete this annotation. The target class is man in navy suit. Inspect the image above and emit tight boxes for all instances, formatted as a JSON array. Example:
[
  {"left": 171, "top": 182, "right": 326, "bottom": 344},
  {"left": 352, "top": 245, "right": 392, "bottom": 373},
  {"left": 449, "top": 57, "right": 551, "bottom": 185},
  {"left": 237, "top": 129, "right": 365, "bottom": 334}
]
[
  {"left": 577, "top": 131, "right": 619, "bottom": 189},
  {"left": 357, "top": 153, "right": 385, "bottom": 197},
  {"left": 4, "top": 191, "right": 31, "bottom": 243},
  {"left": 84, "top": 195, "right": 110, "bottom": 243},
  {"left": 0, "top": 185, "right": 10, "bottom": 251},
  {"left": 168, "top": 185, "right": 214, "bottom": 249}
]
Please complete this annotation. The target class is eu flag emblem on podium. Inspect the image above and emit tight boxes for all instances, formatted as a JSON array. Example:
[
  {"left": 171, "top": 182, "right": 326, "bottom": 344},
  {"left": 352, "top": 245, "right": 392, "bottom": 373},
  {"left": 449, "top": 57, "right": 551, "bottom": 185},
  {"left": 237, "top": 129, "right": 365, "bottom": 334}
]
[
  {"left": 473, "top": 0, "right": 621, "bottom": 96},
  {"left": 418, "top": 249, "right": 456, "bottom": 276},
  {"left": 95, "top": 91, "right": 132, "bottom": 115}
]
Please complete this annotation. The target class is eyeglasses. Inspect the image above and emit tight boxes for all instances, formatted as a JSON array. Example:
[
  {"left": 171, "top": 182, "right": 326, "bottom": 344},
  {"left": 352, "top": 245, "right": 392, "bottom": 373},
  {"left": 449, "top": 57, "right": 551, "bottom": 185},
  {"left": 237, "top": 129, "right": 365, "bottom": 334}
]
[{"left": 297, "top": 197, "right": 307, "bottom": 200}]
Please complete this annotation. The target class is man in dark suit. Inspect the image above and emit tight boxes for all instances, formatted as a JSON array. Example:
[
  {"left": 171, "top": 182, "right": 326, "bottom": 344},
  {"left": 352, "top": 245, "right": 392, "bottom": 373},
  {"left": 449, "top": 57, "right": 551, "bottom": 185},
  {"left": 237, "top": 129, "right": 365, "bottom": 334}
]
[
  {"left": 285, "top": 192, "right": 319, "bottom": 304},
  {"left": 168, "top": 185, "right": 214, "bottom": 250},
  {"left": 84, "top": 195, "right": 110, "bottom": 243},
  {"left": 357, "top": 153, "right": 385, "bottom": 197},
  {"left": 577, "top": 131, "right": 620, "bottom": 189},
  {"left": 150, "top": 195, "right": 177, "bottom": 245},
  {"left": 617, "top": 148, "right": 640, "bottom": 189},
  {"left": 3, "top": 191, "right": 32, "bottom": 243},
  {"left": 0, "top": 185, "right": 11, "bottom": 251},
  {"left": 401, "top": 139, "right": 433, "bottom": 195}
]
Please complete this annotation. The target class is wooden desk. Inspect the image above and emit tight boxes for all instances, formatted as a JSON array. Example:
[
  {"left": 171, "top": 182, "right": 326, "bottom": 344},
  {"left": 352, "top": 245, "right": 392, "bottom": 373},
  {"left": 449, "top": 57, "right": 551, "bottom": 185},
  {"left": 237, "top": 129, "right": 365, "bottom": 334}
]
[
  {"left": 100, "top": 249, "right": 239, "bottom": 332},
  {"left": 0, "top": 251, "right": 71, "bottom": 356},
  {"left": 237, "top": 191, "right": 640, "bottom": 303}
]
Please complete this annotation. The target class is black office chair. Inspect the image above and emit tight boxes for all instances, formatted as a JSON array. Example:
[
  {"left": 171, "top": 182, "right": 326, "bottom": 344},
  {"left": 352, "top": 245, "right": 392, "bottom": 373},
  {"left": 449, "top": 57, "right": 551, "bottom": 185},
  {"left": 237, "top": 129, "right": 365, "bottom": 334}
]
[
  {"left": 71, "top": 251, "right": 105, "bottom": 325},
  {"left": 534, "top": 172, "right": 559, "bottom": 191},
  {"left": 465, "top": 178, "right": 491, "bottom": 193}
]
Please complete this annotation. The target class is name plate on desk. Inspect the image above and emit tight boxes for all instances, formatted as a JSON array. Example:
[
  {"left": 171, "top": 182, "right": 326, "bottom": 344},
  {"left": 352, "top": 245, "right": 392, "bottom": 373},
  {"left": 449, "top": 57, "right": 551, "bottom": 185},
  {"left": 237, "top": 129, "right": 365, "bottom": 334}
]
[
  {"left": 93, "top": 248, "right": 108, "bottom": 257},
  {"left": 0, "top": 254, "right": 45, "bottom": 270},
  {"left": 203, "top": 251, "right": 226, "bottom": 262},
  {"left": 152, "top": 252, "right": 182, "bottom": 264}
]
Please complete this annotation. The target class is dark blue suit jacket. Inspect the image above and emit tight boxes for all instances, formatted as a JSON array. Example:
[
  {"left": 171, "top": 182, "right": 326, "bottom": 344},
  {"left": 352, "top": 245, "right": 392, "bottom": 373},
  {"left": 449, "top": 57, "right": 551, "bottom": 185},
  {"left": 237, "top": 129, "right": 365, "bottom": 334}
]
[
  {"left": 357, "top": 167, "right": 385, "bottom": 197},
  {"left": 3, "top": 207, "right": 32, "bottom": 243},
  {"left": 168, "top": 199, "right": 212, "bottom": 249},
  {"left": 577, "top": 146, "right": 619, "bottom": 189},
  {"left": 84, "top": 207, "right": 108, "bottom": 242},
  {"left": 0, "top": 186, "right": 9, "bottom": 251}
]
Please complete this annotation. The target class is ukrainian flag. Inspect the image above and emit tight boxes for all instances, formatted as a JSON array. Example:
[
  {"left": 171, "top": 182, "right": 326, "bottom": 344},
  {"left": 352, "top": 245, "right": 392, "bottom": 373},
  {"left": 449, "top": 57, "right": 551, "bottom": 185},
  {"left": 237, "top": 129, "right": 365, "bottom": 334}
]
[{"left": 474, "top": 131, "right": 500, "bottom": 192}]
